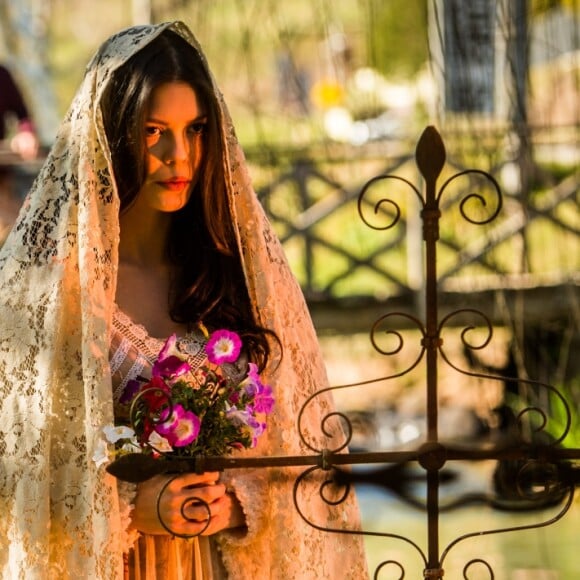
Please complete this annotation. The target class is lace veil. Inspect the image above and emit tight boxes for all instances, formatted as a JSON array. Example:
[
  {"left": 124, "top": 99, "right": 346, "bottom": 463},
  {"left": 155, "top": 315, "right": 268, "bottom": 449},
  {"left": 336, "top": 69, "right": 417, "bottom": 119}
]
[{"left": 0, "top": 21, "right": 367, "bottom": 579}]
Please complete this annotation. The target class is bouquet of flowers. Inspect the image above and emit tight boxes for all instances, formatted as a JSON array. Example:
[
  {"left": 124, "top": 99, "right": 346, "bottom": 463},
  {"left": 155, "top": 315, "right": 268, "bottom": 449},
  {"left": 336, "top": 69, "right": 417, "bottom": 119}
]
[{"left": 96, "top": 327, "right": 274, "bottom": 481}]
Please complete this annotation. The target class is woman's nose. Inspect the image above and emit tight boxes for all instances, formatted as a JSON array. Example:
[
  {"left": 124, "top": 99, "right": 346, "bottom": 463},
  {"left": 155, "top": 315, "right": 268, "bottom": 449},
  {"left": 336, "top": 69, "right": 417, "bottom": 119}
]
[{"left": 164, "top": 132, "right": 189, "bottom": 164}]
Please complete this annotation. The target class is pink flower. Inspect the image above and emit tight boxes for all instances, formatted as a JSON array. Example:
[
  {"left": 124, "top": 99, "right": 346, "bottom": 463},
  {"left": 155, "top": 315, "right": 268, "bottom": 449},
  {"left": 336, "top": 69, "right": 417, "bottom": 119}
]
[
  {"left": 158, "top": 333, "right": 180, "bottom": 360},
  {"left": 253, "top": 383, "right": 274, "bottom": 415},
  {"left": 153, "top": 334, "right": 191, "bottom": 380},
  {"left": 156, "top": 404, "right": 201, "bottom": 447},
  {"left": 205, "top": 329, "right": 242, "bottom": 364}
]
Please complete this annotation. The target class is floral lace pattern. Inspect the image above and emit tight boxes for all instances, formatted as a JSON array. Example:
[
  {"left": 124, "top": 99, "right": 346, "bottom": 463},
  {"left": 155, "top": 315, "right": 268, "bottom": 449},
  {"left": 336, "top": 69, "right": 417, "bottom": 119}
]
[{"left": 0, "top": 21, "right": 368, "bottom": 579}]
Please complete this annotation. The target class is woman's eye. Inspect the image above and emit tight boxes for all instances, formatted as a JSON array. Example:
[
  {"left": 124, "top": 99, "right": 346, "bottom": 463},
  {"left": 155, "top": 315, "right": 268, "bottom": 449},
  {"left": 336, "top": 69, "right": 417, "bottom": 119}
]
[
  {"left": 145, "top": 126, "right": 162, "bottom": 138},
  {"left": 189, "top": 122, "right": 207, "bottom": 136}
]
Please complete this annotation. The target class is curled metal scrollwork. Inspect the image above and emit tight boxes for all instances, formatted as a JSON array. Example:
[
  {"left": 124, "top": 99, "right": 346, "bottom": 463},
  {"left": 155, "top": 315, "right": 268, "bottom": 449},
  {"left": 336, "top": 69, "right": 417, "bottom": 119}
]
[
  {"left": 513, "top": 459, "right": 564, "bottom": 503},
  {"left": 370, "top": 311, "right": 426, "bottom": 358},
  {"left": 368, "top": 312, "right": 427, "bottom": 382},
  {"left": 292, "top": 465, "right": 352, "bottom": 532},
  {"left": 463, "top": 558, "right": 494, "bottom": 579},
  {"left": 156, "top": 474, "right": 212, "bottom": 539},
  {"left": 318, "top": 410, "right": 353, "bottom": 455},
  {"left": 297, "top": 312, "right": 426, "bottom": 454},
  {"left": 514, "top": 395, "right": 572, "bottom": 447},
  {"left": 440, "top": 486, "right": 575, "bottom": 567},
  {"left": 437, "top": 169, "right": 503, "bottom": 225},
  {"left": 292, "top": 466, "right": 428, "bottom": 571},
  {"left": 438, "top": 308, "right": 494, "bottom": 353},
  {"left": 437, "top": 308, "right": 572, "bottom": 445},
  {"left": 374, "top": 560, "right": 405, "bottom": 580},
  {"left": 297, "top": 389, "right": 353, "bottom": 454},
  {"left": 357, "top": 174, "right": 423, "bottom": 230}
]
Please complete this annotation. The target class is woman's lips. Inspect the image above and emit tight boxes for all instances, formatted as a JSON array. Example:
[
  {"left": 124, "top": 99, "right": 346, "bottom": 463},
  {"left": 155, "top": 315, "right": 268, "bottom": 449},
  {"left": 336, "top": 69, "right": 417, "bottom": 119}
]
[{"left": 158, "top": 179, "right": 191, "bottom": 191}]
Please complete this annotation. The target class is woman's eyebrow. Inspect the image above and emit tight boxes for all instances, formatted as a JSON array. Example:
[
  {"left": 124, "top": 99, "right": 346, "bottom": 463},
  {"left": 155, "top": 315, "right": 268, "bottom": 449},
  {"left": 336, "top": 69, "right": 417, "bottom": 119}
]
[{"left": 146, "top": 114, "right": 208, "bottom": 125}]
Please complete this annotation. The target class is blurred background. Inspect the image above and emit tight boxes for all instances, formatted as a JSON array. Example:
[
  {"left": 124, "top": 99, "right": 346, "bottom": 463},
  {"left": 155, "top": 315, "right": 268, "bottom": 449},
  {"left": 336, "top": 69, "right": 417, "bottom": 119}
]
[{"left": 1, "top": 0, "right": 579, "bottom": 577}]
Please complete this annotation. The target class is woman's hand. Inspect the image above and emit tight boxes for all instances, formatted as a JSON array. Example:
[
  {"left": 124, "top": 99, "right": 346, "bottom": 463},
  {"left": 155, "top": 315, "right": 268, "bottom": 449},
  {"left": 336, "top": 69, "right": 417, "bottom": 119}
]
[{"left": 131, "top": 471, "right": 245, "bottom": 536}]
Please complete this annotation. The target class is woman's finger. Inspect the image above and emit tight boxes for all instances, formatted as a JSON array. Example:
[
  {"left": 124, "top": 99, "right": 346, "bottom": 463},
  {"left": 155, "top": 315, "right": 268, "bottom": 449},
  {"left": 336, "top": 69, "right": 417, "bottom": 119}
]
[
  {"left": 133, "top": 473, "right": 232, "bottom": 537},
  {"left": 179, "top": 485, "right": 225, "bottom": 520},
  {"left": 168, "top": 471, "right": 220, "bottom": 492},
  {"left": 157, "top": 480, "right": 225, "bottom": 532}
]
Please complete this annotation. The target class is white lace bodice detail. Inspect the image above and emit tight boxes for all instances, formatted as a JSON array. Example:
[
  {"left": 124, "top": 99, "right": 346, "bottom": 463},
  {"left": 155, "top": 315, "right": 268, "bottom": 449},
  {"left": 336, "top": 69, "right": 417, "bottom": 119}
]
[
  {"left": 110, "top": 305, "right": 247, "bottom": 415},
  {"left": 110, "top": 306, "right": 206, "bottom": 403}
]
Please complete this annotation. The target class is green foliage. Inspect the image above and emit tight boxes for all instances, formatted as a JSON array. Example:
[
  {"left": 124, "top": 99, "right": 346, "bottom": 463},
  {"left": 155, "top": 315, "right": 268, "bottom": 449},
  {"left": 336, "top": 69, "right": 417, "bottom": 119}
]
[
  {"left": 129, "top": 373, "right": 253, "bottom": 458},
  {"left": 506, "top": 378, "right": 580, "bottom": 449},
  {"left": 544, "top": 379, "right": 580, "bottom": 449}
]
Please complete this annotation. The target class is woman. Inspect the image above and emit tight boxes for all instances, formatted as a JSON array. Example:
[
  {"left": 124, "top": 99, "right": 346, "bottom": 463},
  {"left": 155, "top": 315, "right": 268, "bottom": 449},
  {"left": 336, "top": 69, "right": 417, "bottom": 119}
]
[{"left": 0, "top": 21, "right": 368, "bottom": 579}]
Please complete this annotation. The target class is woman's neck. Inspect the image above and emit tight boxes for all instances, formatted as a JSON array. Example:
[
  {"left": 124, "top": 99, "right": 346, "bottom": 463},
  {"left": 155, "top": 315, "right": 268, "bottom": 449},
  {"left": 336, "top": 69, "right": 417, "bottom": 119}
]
[
  {"left": 119, "top": 207, "right": 171, "bottom": 267},
  {"left": 116, "top": 211, "right": 185, "bottom": 337}
]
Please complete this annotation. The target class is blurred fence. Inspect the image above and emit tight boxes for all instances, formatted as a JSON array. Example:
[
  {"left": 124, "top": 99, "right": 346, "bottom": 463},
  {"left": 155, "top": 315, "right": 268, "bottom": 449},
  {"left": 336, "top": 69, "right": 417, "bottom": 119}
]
[{"left": 249, "top": 127, "right": 579, "bottom": 335}]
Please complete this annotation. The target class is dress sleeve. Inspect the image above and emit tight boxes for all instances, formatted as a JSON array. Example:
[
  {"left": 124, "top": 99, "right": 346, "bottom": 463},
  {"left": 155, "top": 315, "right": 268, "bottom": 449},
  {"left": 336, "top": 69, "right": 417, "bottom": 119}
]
[{"left": 116, "top": 480, "right": 140, "bottom": 553}]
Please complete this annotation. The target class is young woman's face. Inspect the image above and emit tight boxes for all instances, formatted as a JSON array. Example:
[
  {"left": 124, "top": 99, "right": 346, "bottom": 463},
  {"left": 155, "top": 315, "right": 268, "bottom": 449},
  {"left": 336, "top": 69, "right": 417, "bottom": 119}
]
[{"left": 135, "top": 81, "right": 207, "bottom": 214}]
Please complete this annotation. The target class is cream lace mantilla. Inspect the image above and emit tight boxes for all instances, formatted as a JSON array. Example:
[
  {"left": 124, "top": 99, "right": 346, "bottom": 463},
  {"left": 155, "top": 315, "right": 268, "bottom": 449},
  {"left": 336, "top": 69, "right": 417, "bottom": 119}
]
[{"left": 0, "top": 21, "right": 368, "bottom": 579}]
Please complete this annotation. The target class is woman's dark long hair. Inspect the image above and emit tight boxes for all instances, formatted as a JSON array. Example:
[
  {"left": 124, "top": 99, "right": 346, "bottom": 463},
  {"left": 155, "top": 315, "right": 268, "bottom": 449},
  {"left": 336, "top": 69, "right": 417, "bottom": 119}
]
[{"left": 101, "top": 30, "right": 276, "bottom": 370}]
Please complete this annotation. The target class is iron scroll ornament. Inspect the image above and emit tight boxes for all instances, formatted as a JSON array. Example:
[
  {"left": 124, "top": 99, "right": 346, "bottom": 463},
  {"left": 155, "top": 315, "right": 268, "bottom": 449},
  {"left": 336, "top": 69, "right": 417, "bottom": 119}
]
[
  {"left": 296, "top": 126, "right": 579, "bottom": 578},
  {"left": 357, "top": 126, "right": 502, "bottom": 235}
]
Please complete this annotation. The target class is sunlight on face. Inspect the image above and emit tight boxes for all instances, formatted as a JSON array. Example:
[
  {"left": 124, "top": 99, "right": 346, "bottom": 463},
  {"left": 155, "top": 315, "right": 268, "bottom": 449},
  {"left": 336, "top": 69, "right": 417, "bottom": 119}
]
[{"left": 135, "top": 81, "right": 207, "bottom": 215}]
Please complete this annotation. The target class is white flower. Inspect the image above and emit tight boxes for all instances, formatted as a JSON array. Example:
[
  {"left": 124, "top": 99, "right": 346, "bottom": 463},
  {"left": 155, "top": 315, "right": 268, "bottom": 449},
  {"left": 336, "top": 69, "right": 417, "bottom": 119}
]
[
  {"left": 120, "top": 439, "right": 141, "bottom": 454},
  {"left": 148, "top": 431, "right": 173, "bottom": 453},
  {"left": 92, "top": 438, "right": 110, "bottom": 468},
  {"left": 103, "top": 424, "right": 136, "bottom": 443}
]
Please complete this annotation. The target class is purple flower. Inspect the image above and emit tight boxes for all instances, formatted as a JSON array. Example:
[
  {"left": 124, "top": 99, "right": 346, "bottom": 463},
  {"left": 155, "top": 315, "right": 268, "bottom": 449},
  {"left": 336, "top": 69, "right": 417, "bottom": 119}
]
[
  {"left": 242, "top": 363, "right": 261, "bottom": 396},
  {"left": 153, "top": 334, "right": 191, "bottom": 380},
  {"left": 120, "top": 379, "right": 141, "bottom": 404},
  {"left": 242, "top": 363, "right": 275, "bottom": 414},
  {"left": 253, "top": 383, "right": 274, "bottom": 415},
  {"left": 226, "top": 404, "right": 267, "bottom": 447},
  {"left": 225, "top": 405, "right": 252, "bottom": 427},
  {"left": 205, "top": 329, "right": 242, "bottom": 364},
  {"left": 156, "top": 404, "right": 201, "bottom": 447},
  {"left": 247, "top": 416, "right": 266, "bottom": 448}
]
